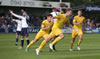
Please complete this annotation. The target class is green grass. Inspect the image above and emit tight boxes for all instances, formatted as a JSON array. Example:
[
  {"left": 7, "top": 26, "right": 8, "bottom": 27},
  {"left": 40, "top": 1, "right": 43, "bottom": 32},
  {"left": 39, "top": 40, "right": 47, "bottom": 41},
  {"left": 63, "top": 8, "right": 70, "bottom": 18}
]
[{"left": 0, "top": 33, "right": 100, "bottom": 59}]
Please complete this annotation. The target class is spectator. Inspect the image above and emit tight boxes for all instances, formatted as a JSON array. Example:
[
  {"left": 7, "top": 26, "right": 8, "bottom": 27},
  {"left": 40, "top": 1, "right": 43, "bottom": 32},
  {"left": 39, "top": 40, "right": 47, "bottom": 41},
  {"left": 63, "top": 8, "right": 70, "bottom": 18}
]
[
  {"left": 86, "top": 18, "right": 91, "bottom": 28},
  {"left": 0, "top": 16, "right": 5, "bottom": 26},
  {"left": 90, "top": 20, "right": 95, "bottom": 29},
  {"left": 37, "top": 17, "right": 42, "bottom": 26}
]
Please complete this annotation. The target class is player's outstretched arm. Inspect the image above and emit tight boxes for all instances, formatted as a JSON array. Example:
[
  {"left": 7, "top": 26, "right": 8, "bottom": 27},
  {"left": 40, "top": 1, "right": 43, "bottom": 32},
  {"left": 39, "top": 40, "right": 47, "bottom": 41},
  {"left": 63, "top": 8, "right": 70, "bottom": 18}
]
[
  {"left": 9, "top": 10, "right": 23, "bottom": 19},
  {"left": 53, "top": 7, "right": 64, "bottom": 14}
]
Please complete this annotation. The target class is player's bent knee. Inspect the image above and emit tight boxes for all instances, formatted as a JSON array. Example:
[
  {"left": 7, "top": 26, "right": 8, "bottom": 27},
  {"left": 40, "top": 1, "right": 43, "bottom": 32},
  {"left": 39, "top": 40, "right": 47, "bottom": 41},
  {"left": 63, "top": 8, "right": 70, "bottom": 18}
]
[
  {"left": 80, "top": 38, "right": 83, "bottom": 40},
  {"left": 34, "top": 39, "right": 39, "bottom": 42},
  {"left": 45, "top": 36, "right": 52, "bottom": 42},
  {"left": 79, "top": 35, "right": 83, "bottom": 40},
  {"left": 72, "top": 38, "right": 75, "bottom": 42},
  {"left": 60, "top": 34, "right": 64, "bottom": 39}
]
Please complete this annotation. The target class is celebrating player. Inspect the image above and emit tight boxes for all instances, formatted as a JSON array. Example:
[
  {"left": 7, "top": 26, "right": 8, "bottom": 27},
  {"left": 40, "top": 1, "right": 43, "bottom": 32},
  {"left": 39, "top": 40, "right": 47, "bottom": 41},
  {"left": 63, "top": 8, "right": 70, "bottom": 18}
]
[
  {"left": 9, "top": 10, "right": 30, "bottom": 49},
  {"left": 50, "top": 7, "right": 64, "bottom": 51},
  {"left": 26, "top": 14, "right": 53, "bottom": 52},
  {"left": 69, "top": 10, "right": 85, "bottom": 51},
  {"left": 35, "top": 8, "right": 73, "bottom": 55},
  {"left": 12, "top": 19, "right": 22, "bottom": 46}
]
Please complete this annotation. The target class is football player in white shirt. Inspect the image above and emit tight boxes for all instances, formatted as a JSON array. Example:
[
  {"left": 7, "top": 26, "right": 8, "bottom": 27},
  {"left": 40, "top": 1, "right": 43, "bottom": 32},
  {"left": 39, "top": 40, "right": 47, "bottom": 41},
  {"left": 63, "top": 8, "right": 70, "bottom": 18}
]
[
  {"left": 9, "top": 10, "right": 30, "bottom": 49},
  {"left": 50, "top": 7, "right": 64, "bottom": 51},
  {"left": 21, "top": 9, "right": 29, "bottom": 20},
  {"left": 12, "top": 19, "right": 22, "bottom": 46}
]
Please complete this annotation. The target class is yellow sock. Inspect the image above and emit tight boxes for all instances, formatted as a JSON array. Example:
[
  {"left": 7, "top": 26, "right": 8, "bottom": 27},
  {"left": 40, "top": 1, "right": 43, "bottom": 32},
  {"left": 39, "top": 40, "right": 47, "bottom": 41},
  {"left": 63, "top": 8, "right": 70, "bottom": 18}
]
[
  {"left": 71, "top": 40, "right": 74, "bottom": 49},
  {"left": 38, "top": 40, "right": 46, "bottom": 51},
  {"left": 27, "top": 41, "right": 33, "bottom": 48},
  {"left": 51, "top": 36, "right": 62, "bottom": 45},
  {"left": 78, "top": 39, "right": 82, "bottom": 46}
]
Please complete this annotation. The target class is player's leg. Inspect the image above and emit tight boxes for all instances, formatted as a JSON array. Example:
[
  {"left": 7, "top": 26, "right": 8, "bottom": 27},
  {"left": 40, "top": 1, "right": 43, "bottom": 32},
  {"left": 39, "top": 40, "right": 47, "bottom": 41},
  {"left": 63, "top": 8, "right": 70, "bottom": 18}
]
[
  {"left": 20, "top": 35, "right": 24, "bottom": 48},
  {"left": 50, "top": 37, "right": 56, "bottom": 52},
  {"left": 25, "top": 35, "right": 30, "bottom": 45},
  {"left": 36, "top": 31, "right": 55, "bottom": 55},
  {"left": 20, "top": 28, "right": 25, "bottom": 48},
  {"left": 27, "top": 31, "right": 43, "bottom": 48},
  {"left": 70, "top": 30, "right": 78, "bottom": 51},
  {"left": 25, "top": 28, "right": 30, "bottom": 45},
  {"left": 78, "top": 34, "right": 83, "bottom": 46},
  {"left": 16, "top": 31, "right": 21, "bottom": 46},
  {"left": 52, "top": 37, "right": 57, "bottom": 50},
  {"left": 26, "top": 32, "right": 42, "bottom": 52},
  {"left": 27, "top": 38, "right": 39, "bottom": 48},
  {"left": 25, "top": 35, "right": 30, "bottom": 52},
  {"left": 36, "top": 35, "right": 53, "bottom": 55},
  {"left": 70, "top": 38, "right": 76, "bottom": 51},
  {"left": 26, "top": 38, "right": 39, "bottom": 52},
  {"left": 49, "top": 33, "right": 64, "bottom": 50},
  {"left": 16, "top": 33, "right": 19, "bottom": 46},
  {"left": 77, "top": 33, "right": 83, "bottom": 50},
  {"left": 49, "top": 28, "right": 63, "bottom": 50},
  {"left": 36, "top": 36, "right": 52, "bottom": 53}
]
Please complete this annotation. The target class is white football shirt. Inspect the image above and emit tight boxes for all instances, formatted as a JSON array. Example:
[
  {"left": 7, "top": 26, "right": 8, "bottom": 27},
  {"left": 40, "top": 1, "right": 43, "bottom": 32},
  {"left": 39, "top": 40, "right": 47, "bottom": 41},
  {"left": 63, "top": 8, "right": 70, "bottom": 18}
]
[
  {"left": 12, "top": 19, "right": 22, "bottom": 31},
  {"left": 12, "top": 13, "right": 28, "bottom": 28},
  {"left": 50, "top": 12, "right": 60, "bottom": 23}
]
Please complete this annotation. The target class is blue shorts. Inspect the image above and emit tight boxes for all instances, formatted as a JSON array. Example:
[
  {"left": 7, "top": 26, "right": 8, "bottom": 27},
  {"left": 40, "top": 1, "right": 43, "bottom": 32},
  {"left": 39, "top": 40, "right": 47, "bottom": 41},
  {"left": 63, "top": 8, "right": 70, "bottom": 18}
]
[
  {"left": 21, "top": 28, "right": 29, "bottom": 36},
  {"left": 16, "top": 31, "right": 21, "bottom": 35}
]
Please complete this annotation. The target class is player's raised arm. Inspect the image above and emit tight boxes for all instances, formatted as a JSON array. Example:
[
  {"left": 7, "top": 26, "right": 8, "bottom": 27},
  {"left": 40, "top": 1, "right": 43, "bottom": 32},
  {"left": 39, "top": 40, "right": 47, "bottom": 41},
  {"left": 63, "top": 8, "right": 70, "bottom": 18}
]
[
  {"left": 53, "top": 7, "right": 64, "bottom": 14},
  {"left": 53, "top": 14, "right": 61, "bottom": 20},
  {"left": 9, "top": 10, "right": 23, "bottom": 19}
]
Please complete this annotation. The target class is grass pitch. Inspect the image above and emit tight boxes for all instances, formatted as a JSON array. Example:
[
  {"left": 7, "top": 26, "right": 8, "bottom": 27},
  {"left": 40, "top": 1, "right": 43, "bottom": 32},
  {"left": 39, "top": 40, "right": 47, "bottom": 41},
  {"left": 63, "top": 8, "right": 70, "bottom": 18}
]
[{"left": 0, "top": 33, "right": 100, "bottom": 59}]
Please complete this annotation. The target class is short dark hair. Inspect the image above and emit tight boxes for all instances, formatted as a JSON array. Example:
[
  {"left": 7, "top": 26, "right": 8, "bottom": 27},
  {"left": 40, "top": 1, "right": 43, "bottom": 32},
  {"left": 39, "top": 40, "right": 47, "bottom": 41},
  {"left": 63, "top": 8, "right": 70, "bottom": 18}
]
[
  {"left": 67, "top": 8, "right": 72, "bottom": 11},
  {"left": 21, "top": 8, "right": 26, "bottom": 11},
  {"left": 47, "top": 14, "right": 52, "bottom": 17},
  {"left": 52, "top": 7, "right": 56, "bottom": 10},
  {"left": 78, "top": 9, "right": 82, "bottom": 12}
]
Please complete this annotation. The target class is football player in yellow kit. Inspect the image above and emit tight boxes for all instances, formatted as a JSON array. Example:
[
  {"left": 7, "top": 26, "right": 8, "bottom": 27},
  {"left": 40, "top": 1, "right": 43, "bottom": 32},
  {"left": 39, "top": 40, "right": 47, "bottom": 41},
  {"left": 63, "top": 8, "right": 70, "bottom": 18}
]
[
  {"left": 35, "top": 8, "right": 73, "bottom": 55},
  {"left": 69, "top": 10, "right": 85, "bottom": 51},
  {"left": 50, "top": 7, "right": 64, "bottom": 51},
  {"left": 26, "top": 14, "right": 53, "bottom": 52}
]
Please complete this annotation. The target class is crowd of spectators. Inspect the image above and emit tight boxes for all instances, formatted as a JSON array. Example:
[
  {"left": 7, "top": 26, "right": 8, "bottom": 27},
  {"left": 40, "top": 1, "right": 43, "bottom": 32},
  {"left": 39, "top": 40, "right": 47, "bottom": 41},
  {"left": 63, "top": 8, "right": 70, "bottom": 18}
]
[
  {"left": 0, "top": 12, "right": 47, "bottom": 33},
  {"left": 0, "top": 12, "right": 100, "bottom": 33},
  {"left": 85, "top": 18, "right": 100, "bottom": 30}
]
